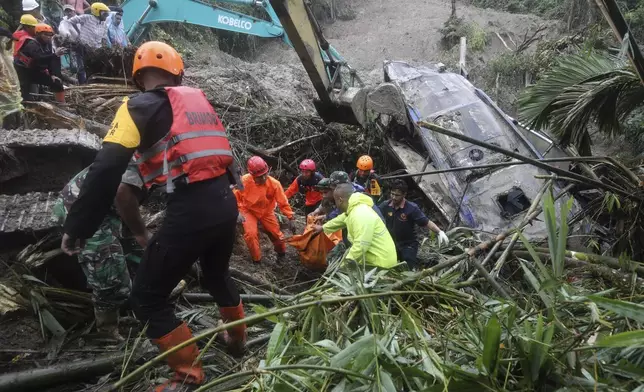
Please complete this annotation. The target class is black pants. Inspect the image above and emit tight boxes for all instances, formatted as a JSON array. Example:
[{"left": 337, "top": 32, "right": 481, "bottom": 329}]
[
  {"left": 130, "top": 219, "right": 240, "bottom": 339},
  {"left": 396, "top": 243, "right": 420, "bottom": 270},
  {"left": 304, "top": 201, "right": 321, "bottom": 215},
  {"left": 15, "top": 66, "right": 63, "bottom": 102}
]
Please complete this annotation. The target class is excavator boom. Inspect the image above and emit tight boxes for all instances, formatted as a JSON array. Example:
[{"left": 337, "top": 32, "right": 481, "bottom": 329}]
[
  {"left": 122, "top": 0, "right": 286, "bottom": 45},
  {"left": 119, "top": 0, "right": 406, "bottom": 127}
]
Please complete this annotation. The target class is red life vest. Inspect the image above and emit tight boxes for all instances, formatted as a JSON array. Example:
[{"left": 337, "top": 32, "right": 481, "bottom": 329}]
[
  {"left": 12, "top": 30, "right": 29, "bottom": 56},
  {"left": 135, "top": 86, "right": 233, "bottom": 192},
  {"left": 13, "top": 34, "right": 36, "bottom": 68}
]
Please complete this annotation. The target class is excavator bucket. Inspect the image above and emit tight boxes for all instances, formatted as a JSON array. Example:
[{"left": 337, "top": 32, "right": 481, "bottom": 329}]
[
  {"left": 269, "top": 0, "right": 411, "bottom": 129},
  {"left": 314, "top": 83, "right": 411, "bottom": 129}
]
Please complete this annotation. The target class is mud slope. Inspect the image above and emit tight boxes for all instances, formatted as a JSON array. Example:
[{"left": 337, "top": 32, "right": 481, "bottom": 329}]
[{"left": 256, "top": 0, "right": 557, "bottom": 79}]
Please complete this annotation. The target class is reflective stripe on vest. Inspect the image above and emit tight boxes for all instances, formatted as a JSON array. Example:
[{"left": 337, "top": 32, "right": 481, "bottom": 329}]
[
  {"left": 142, "top": 149, "right": 234, "bottom": 183},
  {"left": 135, "top": 86, "right": 233, "bottom": 192},
  {"left": 135, "top": 130, "right": 228, "bottom": 163}
]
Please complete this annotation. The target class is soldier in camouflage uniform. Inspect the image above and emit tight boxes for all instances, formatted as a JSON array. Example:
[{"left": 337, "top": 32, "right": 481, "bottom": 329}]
[{"left": 53, "top": 163, "right": 148, "bottom": 339}]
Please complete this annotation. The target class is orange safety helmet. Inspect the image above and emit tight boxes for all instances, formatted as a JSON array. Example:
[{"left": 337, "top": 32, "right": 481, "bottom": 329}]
[
  {"left": 35, "top": 24, "right": 54, "bottom": 35},
  {"left": 132, "top": 41, "right": 184, "bottom": 86},
  {"left": 356, "top": 155, "right": 373, "bottom": 171},
  {"left": 247, "top": 156, "right": 269, "bottom": 177}
]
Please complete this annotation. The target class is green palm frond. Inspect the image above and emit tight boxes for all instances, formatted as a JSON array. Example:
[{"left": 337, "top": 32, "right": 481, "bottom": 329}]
[{"left": 518, "top": 52, "right": 644, "bottom": 155}]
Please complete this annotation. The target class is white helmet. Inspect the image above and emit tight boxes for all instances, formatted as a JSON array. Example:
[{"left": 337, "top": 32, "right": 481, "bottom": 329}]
[{"left": 22, "top": 0, "right": 40, "bottom": 11}]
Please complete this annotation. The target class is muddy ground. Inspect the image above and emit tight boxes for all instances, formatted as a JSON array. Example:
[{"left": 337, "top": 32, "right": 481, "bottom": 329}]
[{"left": 254, "top": 0, "right": 559, "bottom": 81}]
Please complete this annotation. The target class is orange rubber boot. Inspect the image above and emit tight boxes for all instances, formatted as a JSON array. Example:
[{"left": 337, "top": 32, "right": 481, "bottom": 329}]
[
  {"left": 219, "top": 301, "right": 247, "bottom": 357},
  {"left": 152, "top": 322, "right": 204, "bottom": 392},
  {"left": 54, "top": 91, "right": 65, "bottom": 103}
]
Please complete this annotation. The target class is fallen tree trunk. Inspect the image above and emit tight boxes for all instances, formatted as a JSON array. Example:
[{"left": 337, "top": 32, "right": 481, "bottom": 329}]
[
  {"left": 0, "top": 332, "right": 270, "bottom": 392},
  {"left": 183, "top": 293, "right": 293, "bottom": 304},
  {"left": 0, "top": 353, "right": 128, "bottom": 392}
]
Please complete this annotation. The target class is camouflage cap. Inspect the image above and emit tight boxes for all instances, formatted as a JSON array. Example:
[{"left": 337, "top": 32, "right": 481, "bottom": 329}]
[
  {"left": 329, "top": 171, "right": 350, "bottom": 185},
  {"left": 315, "top": 178, "right": 333, "bottom": 189}
]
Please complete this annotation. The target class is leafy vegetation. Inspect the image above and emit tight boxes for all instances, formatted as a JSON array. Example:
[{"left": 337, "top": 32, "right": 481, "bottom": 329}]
[
  {"left": 0, "top": 7, "right": 10, "bottom": 30},
  {"left": 440, "top": 16, "right": 489, "bottom": 52},
  {"left": 518, "top": 52, "right": 644, "bottom": 155},
  {"left": 467, "top": 0, "right": 567, "bottom": 18},
  {"left": 109, "top": 185, "right": 644, "bottom": 391}
]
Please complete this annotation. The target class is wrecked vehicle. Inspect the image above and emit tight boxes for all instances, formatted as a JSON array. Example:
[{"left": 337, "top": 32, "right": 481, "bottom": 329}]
[{"left": 383, "top": 61, "right": 575, "bottom": 238}]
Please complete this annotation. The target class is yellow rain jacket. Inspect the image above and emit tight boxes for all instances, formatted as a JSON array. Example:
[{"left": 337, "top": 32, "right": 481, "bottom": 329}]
[{"left": 323, "top": 192, "right": 396, "bottom": 269}]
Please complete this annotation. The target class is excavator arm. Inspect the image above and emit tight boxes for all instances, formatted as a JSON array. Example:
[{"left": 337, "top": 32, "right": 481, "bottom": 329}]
[
  {"left": 120, "top": 0, "right": 408, "bottom": 127},
  {"left": 268, "top": 0, "right": 362, "bottom": 124},
  {"left": 122, "top": 0, "right": 287, "bottom": 45},
  {"left": 268, "top": 0, "right": 410, "bottom": 128}
]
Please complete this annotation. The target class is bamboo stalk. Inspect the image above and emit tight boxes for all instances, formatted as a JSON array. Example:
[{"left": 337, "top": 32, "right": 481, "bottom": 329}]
[
  {"left": 194, "top": 364, "right": 374, "bottom": 392},
  {"left": 182, "top": 293, "right": 293, "bottom": 304},
  {"left": 467, "top": 254, "right": 512, "bottom": 300},
  {"left": 379, "top": 156, "right": 613, "bottom": 180},
  {"left": 466, "top": 240, "right": 504, "bottom": 281},
  {"left": 520, "top": 247, "right": 644, "bottom": 274},
  {"left": 109, "top": 290, "right": 440, "bottom": 390},
  {"left": 509, "top": 251, "right": 642, "bottom": 284},
  {"left": 0, "top": 353, "right": 128, "bottom": 392},
  {"left": 229, "top": 268, "right": 290, "bottom": 295},
  {"left": 418, "top": 122, "right": 639, "bottom": 201}
]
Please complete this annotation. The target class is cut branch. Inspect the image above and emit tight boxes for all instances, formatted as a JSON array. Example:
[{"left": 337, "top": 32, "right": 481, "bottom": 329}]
[
  {"left": 418, "top": 122, "right": 640, "bottom": 201},
  {"left": 266, "top": 133, "right": 324, "bottom": 155},
  {"left": 515, "top": 24, "right": 547, "bottom": 53}
]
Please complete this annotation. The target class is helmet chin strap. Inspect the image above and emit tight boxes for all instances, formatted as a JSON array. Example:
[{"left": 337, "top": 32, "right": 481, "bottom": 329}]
[{"left": 134, "top": 70, "right": 183, "bottom": 92}]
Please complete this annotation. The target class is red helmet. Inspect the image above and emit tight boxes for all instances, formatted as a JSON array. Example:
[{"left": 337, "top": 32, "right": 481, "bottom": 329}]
[
  {"left": 299, "top": 159, "right": 316, "bottom": 171},
  {"left": 247, "top": 156, "right": 269, "bottom": 177}
]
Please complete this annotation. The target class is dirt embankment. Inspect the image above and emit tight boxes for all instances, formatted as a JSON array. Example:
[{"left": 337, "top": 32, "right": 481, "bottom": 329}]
[{"left": 253, "top": 0, "right": 559, "bottom": 84}]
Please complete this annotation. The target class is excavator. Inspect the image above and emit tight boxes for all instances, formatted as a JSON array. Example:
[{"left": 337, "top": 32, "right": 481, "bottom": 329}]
[{"left": 119, "top": 0, "right": 409, "bottom": 128}]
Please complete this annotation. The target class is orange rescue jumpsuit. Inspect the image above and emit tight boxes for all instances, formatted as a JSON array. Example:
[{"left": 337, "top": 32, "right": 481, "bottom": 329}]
[{"left": 234, "top": 174, "right": 294, "bottom": 262}]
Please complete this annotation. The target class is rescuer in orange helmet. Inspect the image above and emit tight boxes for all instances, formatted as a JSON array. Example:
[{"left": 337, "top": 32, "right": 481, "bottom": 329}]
[
  {"left": 59, "top": 41, "right": 245, "bottom": 391},
  {"left": 13, "top": 23, "right": 68, "bottom": 103},
  {"left": 350, "top": 155, "right": 382, "bottom": 201},
  {"left": 235, "top": 156, "right": 296, "bottom": 263}
]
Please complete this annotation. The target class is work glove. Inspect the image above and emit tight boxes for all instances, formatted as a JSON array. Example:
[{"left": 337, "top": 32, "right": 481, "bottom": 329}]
[
  {"left": 237, "top": 214, "right": 246, "bottom": 224},
  {"left": 437, "top": 230, "right": 449, "bottom": 247}
]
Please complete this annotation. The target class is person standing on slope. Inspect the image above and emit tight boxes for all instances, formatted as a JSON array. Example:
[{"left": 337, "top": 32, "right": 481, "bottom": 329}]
[
  {"left": 284, "top": 159, "right": 324, "bottom": 215},
  {"left": 235, "top": 156, "right": 296, "bottom": 263},
  {"left": 379, "top": 180, "right": 449, "bottom": 270},
  {"left": 59, "top": 41, "right": 246, "bottom": 392}
]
